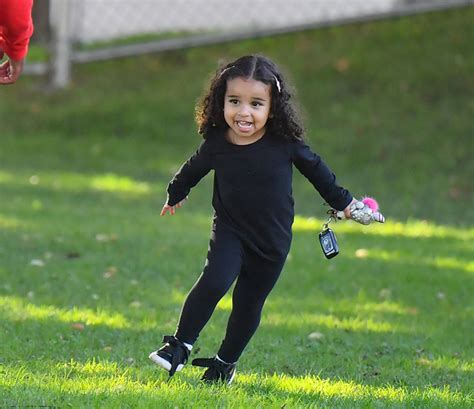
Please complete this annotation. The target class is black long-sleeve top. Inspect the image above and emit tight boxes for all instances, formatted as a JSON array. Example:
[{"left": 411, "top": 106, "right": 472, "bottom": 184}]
[{"left": 167, "top": 130, "right": 352, "bottom": 260}]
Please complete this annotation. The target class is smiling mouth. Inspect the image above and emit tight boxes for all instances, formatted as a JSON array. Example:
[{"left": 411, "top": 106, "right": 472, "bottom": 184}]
[{"left": 236, "top": 121, "right": 253, "bottom": 132}]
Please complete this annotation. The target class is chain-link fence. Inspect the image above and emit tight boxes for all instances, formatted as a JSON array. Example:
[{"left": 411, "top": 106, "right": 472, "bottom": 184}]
[{"left": 27, "top": 0, "right": 473, "bottom": 88}]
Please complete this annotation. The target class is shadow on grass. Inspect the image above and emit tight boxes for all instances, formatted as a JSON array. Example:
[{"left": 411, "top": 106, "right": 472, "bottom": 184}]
[
  {"left": 1, "top": 353, "right": 471, "bottom": 408},
  {"left": 1, "top": 187, "right": 472, "bottom": 406},
  {"left": 1, "top": 293, "right": 471, "bottom": 395}
]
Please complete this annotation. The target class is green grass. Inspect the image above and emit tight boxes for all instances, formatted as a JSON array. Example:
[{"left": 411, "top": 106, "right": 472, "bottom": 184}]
[
  {"left": 76, "top": 30, "right": 211, "bottom": 52},
  {"left": 1, "top": 7, "right": 473, "bottom": 408},
  {"left": 25, "top": 44, "right": 49, "bottom": 63}
]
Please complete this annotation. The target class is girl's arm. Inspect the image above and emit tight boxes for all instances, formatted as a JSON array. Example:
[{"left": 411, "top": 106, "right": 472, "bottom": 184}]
[
  {"left": 291, "top": 139, "right": 353, "bottom": 211},
  {"left": 163, "top": 139, "right": 213, "bottom": 215}
]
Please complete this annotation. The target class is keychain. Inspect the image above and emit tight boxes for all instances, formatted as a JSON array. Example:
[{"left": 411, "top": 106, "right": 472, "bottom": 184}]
[
  {"left": 319, "top": 211, "right": 339, "bottom": 259},
  {"left": 319, "top": 197, "right": 385, "bottom": 259}
]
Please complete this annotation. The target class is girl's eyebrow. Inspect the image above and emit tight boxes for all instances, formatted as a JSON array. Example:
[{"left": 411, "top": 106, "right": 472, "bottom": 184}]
[{"left": 226, "top": 94, "right": 267, "bottom": 102}]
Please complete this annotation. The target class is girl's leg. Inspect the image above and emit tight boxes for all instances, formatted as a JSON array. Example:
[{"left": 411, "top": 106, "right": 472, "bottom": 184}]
[
  {"left": 216, "top": 251, "right": 286, "bottom": 363},
  {"left": 174, "top": 224, "right": 243, "bottom": 345}
]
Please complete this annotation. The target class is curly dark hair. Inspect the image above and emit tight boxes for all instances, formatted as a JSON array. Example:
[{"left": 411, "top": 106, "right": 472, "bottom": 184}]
[{"left": 195, "top": 55, "right": 304, "bottom": 141}]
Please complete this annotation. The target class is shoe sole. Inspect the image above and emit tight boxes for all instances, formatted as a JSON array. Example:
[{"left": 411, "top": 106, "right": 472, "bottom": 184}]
[
  {"left": 149, "top": 351, "right": 184, "bottom": 372},
  {"left": 202, "top": 369, "right": 236, "bottom": 385},
  {"left": 228, "top": 369, "right": 236, "bottom": 385}
]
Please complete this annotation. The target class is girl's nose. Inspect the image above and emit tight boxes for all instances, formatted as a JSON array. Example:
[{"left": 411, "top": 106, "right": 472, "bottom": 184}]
[{"left": 238, "top": 104, "right": 251, "bottom": 116}]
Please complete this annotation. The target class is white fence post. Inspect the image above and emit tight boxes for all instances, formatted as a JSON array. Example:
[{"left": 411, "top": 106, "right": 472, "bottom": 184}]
[{"left": 49, "top": 0, "right": 73, "bottom": 88}]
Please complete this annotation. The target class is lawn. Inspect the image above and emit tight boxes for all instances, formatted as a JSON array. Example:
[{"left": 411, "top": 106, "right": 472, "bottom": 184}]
[{"left": 0, "top": 7, "right": 473, "bottom": 408}]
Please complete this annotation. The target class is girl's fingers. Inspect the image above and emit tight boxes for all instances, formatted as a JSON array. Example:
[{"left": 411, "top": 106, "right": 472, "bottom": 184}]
[
  {"left": 160, "top": 204, "right": 171, "bottom": 216},
  {"left": 161, "top": 199, "right": 186, "bottom": 216},
  {"left": 174, "top": 198, "right": 187, "bottom": 209}
]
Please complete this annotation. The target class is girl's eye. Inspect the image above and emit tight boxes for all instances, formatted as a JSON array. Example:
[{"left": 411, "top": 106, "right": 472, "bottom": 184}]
[
  {"left": 251, "top": 101, "right": 263, "bottom": 107},
  {"left": 229, "top": 99, "right": 239, "bottom": 104}
]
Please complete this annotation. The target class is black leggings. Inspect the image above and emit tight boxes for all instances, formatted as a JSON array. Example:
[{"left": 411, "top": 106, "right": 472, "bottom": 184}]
[{"left": 175, "top": 223, "right": 286, "bottom": 363}]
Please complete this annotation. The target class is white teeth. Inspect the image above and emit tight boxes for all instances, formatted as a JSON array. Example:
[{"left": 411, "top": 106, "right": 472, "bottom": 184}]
[{"left": 236, "top": 120, "right": 253, "bottom": 133}]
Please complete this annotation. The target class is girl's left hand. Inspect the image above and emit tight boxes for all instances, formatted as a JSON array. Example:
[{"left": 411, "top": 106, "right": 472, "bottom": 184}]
[
  {"left": 338, "top": 198, "right": 385, "bottom": 224},
  {"left": 343, "top": 199, "right": 357, "bottom": 220}
]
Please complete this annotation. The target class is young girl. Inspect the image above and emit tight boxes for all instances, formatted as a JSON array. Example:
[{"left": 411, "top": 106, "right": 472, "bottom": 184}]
[{"left": 149, "top": 55, "right": 359, "bottom": 384}]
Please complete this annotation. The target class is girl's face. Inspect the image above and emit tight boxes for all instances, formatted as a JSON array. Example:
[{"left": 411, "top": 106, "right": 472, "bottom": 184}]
[{"left": 223, "top": 77, "right": 271, "bottom": 144}]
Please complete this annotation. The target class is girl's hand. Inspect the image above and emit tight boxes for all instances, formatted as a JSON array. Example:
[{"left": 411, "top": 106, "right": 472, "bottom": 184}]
[
  {"left": 160, "top": 197, "right": 188, "bottom": 216},
  {"left": 339, "top": 197, "right": 385, "bottom": 224},
  {"left": 343, "top": 199, "right": 357, "bottom": 220}
]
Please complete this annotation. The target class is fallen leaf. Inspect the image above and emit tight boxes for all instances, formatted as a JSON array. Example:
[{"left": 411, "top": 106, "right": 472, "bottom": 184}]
[
  {"left": 379, "top": 288, "right": 391, "bottom": 299},
  {"left": 407, "top": 307, "right": 418, "bottom": 315},
  {"left": 130, "top": 301, "right": 141, "bottom": 308},
  {"left": 95, "top": 233, "right": 109, "bottom": 242},
  {"left": 71, "top": 323, "right": 85, "bottom": 331},
  {"left": 308, "top": 332, "right": 324, "bottom": 341},
  {"left": 103, "top": 266, "right": 118, "bottom": 278},
  {"left": 29, "top": 103, "right": 41, "bottom": 113},
  {"left": 449, "top": 186, "right": 461, "bottom": 199},
  {"left": 335, "top": 58, "right": 350, "bottom": 72},
  {"left": 355, "top": 248, "right": 369, "bottom": 258},
  {"left": 29, "top": 175, "right": 40, "bottom": 185},
  {"left": 95, "top": 233, "right": 119, "bottom": 242}
]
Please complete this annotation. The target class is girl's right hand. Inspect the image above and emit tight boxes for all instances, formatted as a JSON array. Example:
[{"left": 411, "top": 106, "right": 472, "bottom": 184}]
[{"left": 160, "top": 197, "right": 187, "bottom": 216}]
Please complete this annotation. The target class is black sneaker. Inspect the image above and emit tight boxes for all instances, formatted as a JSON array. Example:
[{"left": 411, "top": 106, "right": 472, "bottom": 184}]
[
  {"left": 149, "top": 335, "right": 190, "bottom": 377},
  {"left": 192, "top": 356, "right": 236, "bottom": 384}
]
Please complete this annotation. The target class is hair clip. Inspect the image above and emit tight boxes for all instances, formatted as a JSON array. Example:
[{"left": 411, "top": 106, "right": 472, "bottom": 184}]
[
  {"left": 273, "top": 75, "right": 281, "bottom": 93},
  {"left": 218, "top": 66, "right": 234, "bottom": 78}
]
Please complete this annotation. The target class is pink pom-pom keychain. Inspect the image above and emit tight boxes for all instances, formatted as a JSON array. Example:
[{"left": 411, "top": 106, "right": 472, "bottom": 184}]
[
  {"left": 361, "top": 197, "right": 379, "bottom": 212},
  {"left": 321, "top": 196, "right": 384, "bottom": 259},
  {"left": 333, "top": 196, "right": 385, "bottom": 224}
]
